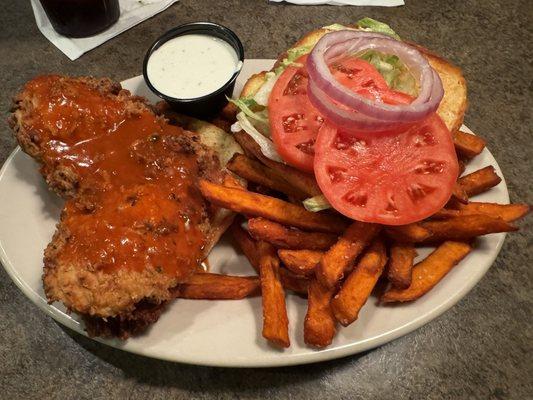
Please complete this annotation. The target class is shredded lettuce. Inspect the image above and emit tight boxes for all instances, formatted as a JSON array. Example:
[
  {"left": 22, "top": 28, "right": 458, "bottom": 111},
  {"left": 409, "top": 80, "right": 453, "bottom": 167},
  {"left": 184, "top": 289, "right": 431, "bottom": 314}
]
[
  {"left": 355, "top": 17, "right": 400, "bottom": 40},
  {"left": 228, "top": 96, "right": 271, "bottom": 136},
  {"left": 287, "top": 45, "right": 313, "bottom": 61},
  {"left": 274, "top": 45, "right": 313, "bottom": 75},
  {"left": 230, "top": 44, "right": 315, "bottom": 136},
  {"left": 321, "top": 20, "right": 413, "bottom": 95},
  {"left": 234, "top": 112, "right": 282, "bottom": 162},
  {"left": 303, "top": 195, "right": 331, "bottom": 212},
  {"left": 359, "top": 50, "right": 417, "bottom": 96},
  {"left": 228, "top": 97, "right": 266, "bottom": 123},
  {"left": 253, "top": 72, "right": 278, "bottom": 106}
]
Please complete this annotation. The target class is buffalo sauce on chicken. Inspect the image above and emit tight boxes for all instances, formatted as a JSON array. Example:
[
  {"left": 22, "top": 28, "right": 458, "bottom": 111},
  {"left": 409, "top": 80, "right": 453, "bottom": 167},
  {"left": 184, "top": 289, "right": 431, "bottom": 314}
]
[{"left": 24, "top": 76, "right": 210, "bottom": 278}]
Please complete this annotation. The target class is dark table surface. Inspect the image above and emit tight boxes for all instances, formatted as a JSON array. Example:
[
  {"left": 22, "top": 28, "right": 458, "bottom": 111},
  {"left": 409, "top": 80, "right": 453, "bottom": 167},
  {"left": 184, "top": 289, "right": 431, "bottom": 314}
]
[{"left": 1, "top": 1, "right": 531, "bottom": 399}]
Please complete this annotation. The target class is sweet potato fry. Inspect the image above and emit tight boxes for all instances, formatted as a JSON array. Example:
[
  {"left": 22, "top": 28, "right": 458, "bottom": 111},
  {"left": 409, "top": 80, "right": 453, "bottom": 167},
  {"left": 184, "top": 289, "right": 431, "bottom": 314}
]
[
  {"left": 304, "top": 279, "right": 336, "bottom": 347},
  {"left": 453, "top": 130, "right": 486, "bottom": 159},
  {"left": 227, "top": 153, "right": 309, "bottom": 200},
  {"left": 331, "top": 239, "right": 388, "bottom": 326},
  {"left": 385, "top": 223, "right": 432, "bottom": 243},
  {"left": 430, "top": 208, "right": 461, "bottom": 219},
  {"left": 231, "top": 223, "right": 309, "bottom": 293},
  {"left": 458, "top": 166, "right": 501, "bottom": 197},
  {"left": 387, "top": 243, "right": 417, "bottom": 289},
  {"left": 445, "top": 198, "right": 463, "bottom": 211},
  {"left": 233, "top": 131, "right": 321, "bottom": 197},
  {"left": 458, "top": 159, "right": 466, "bottom": 176},
  {"left": 248, "top": 218, "right": 337, "bottom": 250},
  {"left": 279, "top": 268, "right": 309, "bottom": 295},
  {"left": 257, "top": 241, "right": 290, "bottom": 348},
  {"left": 381, "top": 241, "right": 472, "bottom": 302},
  {"left": 230, "top": 221, "right": 260, "bottom": 272},
  {"left": 177, "top": 273, "right": 260, "bottom": 299},
  {"left": 218, "top": 101, "right": 238, "bottom": 123},
  {"left": 278, "top": 249, "right": 323, "bottom": 276},
  {"left": 317, "top": 222, "right": 381, "bottom": 288},
  {"left": 451, "top": 182, "right": 469, "bottom": 204},
  {"left": 231, "top": 130, "right": 255, "bottom": 158},
  {"left": 421, "top": 214, "right": 518, "bottom": 242},
  {"left": 431, "top": 202, "right": 530, "bottom": 222},
  {"left": 199, "top": 180, "right": 347, "bottom": 233},
  {"left": 222, "top": 172, "right": 245, "bottom": 189}
]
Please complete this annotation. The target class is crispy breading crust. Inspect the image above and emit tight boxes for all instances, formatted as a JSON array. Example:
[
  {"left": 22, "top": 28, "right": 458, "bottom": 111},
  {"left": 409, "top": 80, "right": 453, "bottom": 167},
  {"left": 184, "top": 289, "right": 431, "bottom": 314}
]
[
  {"left": 9, "top": 77, "right": 153, "bottom": 198},
  {"left": 10, "top": 76, "right": 238, "bottom": 337},
  {"left": 83, "top": 300, "right": 168, "bottom": 339},
  {"left": 43, "top": 222, "right": 183, "bottom": 317}
]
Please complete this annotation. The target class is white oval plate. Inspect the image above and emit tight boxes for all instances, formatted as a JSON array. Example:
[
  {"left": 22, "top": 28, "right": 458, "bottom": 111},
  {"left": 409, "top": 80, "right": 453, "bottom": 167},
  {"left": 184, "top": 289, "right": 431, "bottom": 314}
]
[{"left": 0, "top": 60, "right": 509, "bottom": 367}]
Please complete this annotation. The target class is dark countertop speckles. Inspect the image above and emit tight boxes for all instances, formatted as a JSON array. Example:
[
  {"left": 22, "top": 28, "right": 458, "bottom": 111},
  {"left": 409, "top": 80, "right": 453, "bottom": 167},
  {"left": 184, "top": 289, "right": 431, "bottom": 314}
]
[{"left": 1, "top": 1, "right": 531, "bottom": 399}]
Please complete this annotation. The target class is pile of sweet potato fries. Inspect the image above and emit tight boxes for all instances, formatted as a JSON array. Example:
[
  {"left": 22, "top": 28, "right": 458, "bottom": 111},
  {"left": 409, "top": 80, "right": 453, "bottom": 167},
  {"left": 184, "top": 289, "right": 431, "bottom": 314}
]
[{"left": 188, "top": 128, "right": 529, "bottom": 348}]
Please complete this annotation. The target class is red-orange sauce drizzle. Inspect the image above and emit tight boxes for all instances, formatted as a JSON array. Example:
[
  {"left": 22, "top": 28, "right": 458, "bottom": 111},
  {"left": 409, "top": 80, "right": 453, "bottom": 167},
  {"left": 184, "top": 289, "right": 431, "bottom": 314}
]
[{"left": 25, "top": 76, "right": 207, "bottom": 278}]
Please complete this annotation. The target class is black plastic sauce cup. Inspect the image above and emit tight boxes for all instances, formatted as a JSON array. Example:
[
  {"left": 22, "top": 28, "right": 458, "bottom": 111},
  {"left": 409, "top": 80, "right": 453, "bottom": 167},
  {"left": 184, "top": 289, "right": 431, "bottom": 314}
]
[{"left": 143, "top": 22, "right": 244, "bottom": 119}]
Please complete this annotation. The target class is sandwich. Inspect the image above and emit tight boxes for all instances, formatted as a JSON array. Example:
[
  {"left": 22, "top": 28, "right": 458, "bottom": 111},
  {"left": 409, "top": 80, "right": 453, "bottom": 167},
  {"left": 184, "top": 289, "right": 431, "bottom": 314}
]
[{"left": 230, "top": 17, "right": 468, "bottom": 226}]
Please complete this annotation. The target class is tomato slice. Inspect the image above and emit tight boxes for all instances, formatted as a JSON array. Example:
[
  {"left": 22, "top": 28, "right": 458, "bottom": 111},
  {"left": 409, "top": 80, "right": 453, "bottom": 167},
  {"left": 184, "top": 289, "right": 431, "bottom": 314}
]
[
  {"left": 269, "top": 56, "right": 391, "bottom": 172},
  {"left": 313, "top": 116, "right": 459, "bottom": 225}
]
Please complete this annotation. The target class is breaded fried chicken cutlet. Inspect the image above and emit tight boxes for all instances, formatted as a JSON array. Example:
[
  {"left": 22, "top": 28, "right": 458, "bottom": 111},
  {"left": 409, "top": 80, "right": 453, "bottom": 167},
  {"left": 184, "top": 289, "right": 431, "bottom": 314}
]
[{"left": 9, "top": 76, "right": 241, "bottom": 338}]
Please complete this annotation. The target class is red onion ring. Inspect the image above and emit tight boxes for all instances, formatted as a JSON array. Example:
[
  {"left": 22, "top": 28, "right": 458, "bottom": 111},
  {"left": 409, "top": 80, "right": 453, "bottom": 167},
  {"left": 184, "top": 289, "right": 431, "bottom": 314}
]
[
  {"left": 307, "top": 80, "right": 412, "bottom": 132},
  {"left": 323, "top": 38, "right": 434, "bottom": 107},
  {"left": 307, "top": 70, "right": 444, "bottom": 132},
  {"left": 306, "top": 30, "right": 444, "bottom": 125}
]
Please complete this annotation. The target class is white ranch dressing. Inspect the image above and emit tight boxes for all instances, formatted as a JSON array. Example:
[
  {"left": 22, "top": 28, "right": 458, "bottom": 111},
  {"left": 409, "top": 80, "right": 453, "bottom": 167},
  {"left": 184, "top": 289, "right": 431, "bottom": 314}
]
[{"left": 147, "top": 34, "right": 241, "bottom": 99}]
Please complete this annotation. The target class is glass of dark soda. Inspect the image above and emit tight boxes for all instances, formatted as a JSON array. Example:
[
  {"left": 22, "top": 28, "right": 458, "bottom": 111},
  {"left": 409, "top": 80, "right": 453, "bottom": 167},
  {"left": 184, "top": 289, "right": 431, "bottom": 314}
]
[{"left": 39, "top": 0, "right": 120, "bottom": 38}]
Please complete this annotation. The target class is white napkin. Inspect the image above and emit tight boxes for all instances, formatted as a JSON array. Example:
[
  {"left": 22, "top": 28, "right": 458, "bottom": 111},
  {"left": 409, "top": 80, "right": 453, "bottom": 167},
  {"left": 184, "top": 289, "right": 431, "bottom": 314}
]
[
  {"left": 30, "top": 0, "right": 179, "bottom": 61},
  {"left": 270, "top": 0, "right": 404, "bottom": 5}
]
